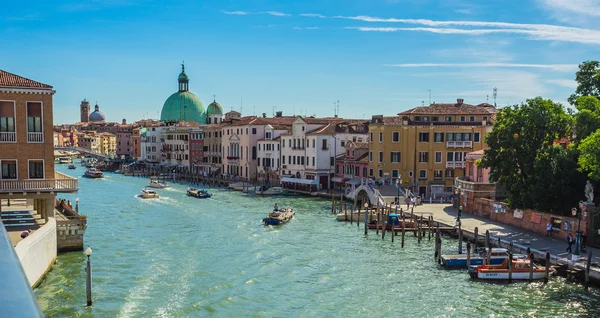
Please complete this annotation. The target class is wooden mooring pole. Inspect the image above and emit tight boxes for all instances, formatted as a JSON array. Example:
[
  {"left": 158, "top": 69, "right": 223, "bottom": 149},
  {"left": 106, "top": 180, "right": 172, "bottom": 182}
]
[
  {"left": 401, "top": 219, "right": 405, "bottom": 248},
  {"left": 466, "top": 242, "right": 471, "bottom": 268},
  {"left": 544, "top": 252, "right": 551, "bottom": 284},
  {"left": 529, "top": 250, "right": 534, "bottom": 282},
  {"left": 474, "top": 227, "right": 479, "bottom": 252},
  {"left": 508, "top": 252, "right": 513, "bottom": 283},
  {"left": 585, "top": 251, "right": 593, "bottom": 291},
  {"left": 364, "top": 206, "right": 368, "bottom": 235},
  {"left": 458, "top": 223, "right": 463, "bottom": 254}
]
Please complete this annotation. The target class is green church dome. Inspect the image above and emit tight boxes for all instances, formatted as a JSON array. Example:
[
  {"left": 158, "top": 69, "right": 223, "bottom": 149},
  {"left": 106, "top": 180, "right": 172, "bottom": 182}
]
[
  {"left": 160, "top": 64, "right": 206, "bottom": 124},
  {"left": 207, "top": 100, "right": 223, "bottom": 115}
]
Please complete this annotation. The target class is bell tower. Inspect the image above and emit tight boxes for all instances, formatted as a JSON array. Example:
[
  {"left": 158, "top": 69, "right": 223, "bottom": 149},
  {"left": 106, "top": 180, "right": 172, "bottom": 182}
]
[{"left": 80, "top": 99, "right": 90, "bottom": 123}]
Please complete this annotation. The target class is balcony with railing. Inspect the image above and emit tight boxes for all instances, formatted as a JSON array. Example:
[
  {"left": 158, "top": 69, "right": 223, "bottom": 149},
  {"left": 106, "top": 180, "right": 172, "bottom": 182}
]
[
  {"left": 446, "top": 141, "right": 472, "bottom": 148},
  {"left": 27, "top": 132, "right": 44, "bottom": 143},
  {"left": 0, "top": 171, "right": 78, "bottom": 193},
  {"left": 446, "top": 161, "right": 466, "bottom": 169},
  {"left": 0, "top": 132, "right": 16, "bottom": 143}
]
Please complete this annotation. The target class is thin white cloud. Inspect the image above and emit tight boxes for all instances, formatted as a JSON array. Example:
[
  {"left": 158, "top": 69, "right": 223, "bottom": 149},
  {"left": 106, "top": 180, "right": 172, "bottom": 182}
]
[
  {"left": 221, "top": 10, "right": 250, "bottom": 15},
  {"left": 300, "top": 13, "right": 326, "bottom": 18},
  {"left": 546, "top": 79, "right": 578, "bottom": 88},
  {"left": 346, "top": 25, "right": 600, "bottom": 45},
  {"left": 453, "top": 9, "right": 472, "bottom": 15},
  {"left": 294, "top": 26, "right": 320, "bottom": 30},
  {"left": 264, "top": 11, "right": 290, "bottom": 17},
  {"left": 385, "top": 62, "right": 578, "bottom": 71},
  {"left": 539, "top": 0, "right": 600, "bottom": 17}
]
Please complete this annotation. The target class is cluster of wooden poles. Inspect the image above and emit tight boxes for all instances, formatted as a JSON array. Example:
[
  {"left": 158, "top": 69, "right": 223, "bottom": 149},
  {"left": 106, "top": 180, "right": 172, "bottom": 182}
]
[{"left": 332, "top": 196, "right": 595, "bottom": 290}]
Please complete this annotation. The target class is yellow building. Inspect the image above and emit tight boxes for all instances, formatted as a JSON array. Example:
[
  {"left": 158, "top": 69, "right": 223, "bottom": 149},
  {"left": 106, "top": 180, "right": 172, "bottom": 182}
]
[
  {"left": 77, "top": 133, "right": 101, "bottom": 154},
  {"left": 368, "top": 99, "right": 496, "bottom": 199},
  {"left": 98, "top": 132, "right": 117, "bottom": 156}
]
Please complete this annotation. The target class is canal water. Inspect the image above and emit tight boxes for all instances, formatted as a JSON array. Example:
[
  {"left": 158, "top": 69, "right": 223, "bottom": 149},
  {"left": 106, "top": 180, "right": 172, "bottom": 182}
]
[{"left": 35, "top": 164, "right": 600, "bottom": 317}]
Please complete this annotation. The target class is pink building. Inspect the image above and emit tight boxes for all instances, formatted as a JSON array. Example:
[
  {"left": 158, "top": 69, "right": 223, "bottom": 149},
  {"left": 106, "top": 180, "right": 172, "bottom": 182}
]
[
  {"left": 464, "top": 149, "right": 490, "bottom": 183},
  {"left": 333, "top": 141, "right": 369, "bottom": 190}
]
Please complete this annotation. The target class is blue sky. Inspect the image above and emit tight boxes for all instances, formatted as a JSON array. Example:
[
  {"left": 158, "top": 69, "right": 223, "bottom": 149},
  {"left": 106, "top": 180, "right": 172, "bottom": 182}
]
[{"left": 2, "top": 0, "right": 600, "bottom": 124}]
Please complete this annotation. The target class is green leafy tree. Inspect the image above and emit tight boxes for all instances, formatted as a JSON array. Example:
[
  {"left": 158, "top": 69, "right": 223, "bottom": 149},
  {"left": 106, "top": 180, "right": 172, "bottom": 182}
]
[
  {"left": 578, "top": 130, "right": 600, "bottom": 181},
  {"left": 481, "top": 97, "right": 578, "bottom": 212},
  {"left": 574, "top": 96, "right": 600, "bottom": 141},
  {"left": 568, "top": 61, "right": 600, "bottom": 105}
]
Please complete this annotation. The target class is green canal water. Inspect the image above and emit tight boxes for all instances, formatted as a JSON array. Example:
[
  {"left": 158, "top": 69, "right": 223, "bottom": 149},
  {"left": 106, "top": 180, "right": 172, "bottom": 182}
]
[{"left": 35, "top": 164, "right": 600, "bottom": 317}]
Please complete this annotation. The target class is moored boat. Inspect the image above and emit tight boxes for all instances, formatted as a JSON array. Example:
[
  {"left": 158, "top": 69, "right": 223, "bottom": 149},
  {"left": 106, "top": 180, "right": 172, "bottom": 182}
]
[
  {"left": 468, "top": 258, "right": 551, "bottom": 281},
  {"left": 441, "top": 248, "right": 525, "bottom": 268},
  {"left": 258, "top": 186, "right": 284, "bottom": 195},
  {"left": 263, "top": 207, "right": 295, "bottom": 225},
  {"left": 148, "top": 179, "right": 168, "bottom": 188},
  {"left": 68, "top": 164, "right": 76, "bottom": 170},
  {"left": 141, "top": 188, "right": 159, "bottom": 199},
  {"left": 84, "top": 168, "right": 104, "bottom": 178},
  {"left": 187, "top": 188, "right": 211, "bottom": 198},
  {"left": 228, "top": 182, "right": 245, "bottom": 191},
  {"left": 58, "top": 156, "right": 72, "bottom": 164}
]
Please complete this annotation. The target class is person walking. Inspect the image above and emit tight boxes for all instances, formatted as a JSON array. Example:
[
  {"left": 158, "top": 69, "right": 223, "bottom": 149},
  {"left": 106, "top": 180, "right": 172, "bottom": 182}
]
[
  {"left": 566, "top": 234, "right": 574, "bottom": 253},
  {"left": 546, "top": 222, "right": 553, "bottom": 238}
]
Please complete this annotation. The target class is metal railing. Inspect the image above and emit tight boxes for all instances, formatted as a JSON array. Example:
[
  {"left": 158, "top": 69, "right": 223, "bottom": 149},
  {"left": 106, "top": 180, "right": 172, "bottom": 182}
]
[
  {"left": 446, "top": 161, "right": 466, "bottom": 168},
  {"left": 0, "top": 132, "right": 16, "bottom": 142},
  {"left": 27, "top": 132, "right": 43, "bottom": 143},
  {"left": 0, "top": 220, "right": 44, "bottom": 317},
  {"left": 0, "top": 171, "right": 78, "bottom": 193},
  {"left": 446, "top": 141, "right": 472, "bottom": 148}
]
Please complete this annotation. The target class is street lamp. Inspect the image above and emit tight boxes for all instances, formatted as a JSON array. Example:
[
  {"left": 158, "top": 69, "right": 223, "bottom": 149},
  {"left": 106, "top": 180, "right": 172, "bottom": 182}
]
[
  {"left": 75, "top": 197, "right": 79, "bottom": 214},
  {"left": 571, "top": 207, "right": 582, "bottom": 260},
  {"left": 454, "top": 189, "right": 462, "bottom": 224},
  {"left": 85, "top": 247, "right": 93, "bottom": 306}
]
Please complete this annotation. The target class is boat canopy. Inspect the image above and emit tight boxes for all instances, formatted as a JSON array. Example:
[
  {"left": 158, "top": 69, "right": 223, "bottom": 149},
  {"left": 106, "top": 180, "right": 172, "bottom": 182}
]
[
  {"left": 345, "top": 179, "right": 361, "bottom": 185},
  {"left": 281, "top": 177, "right": 319, "bottom": 185},
  {"left": 331, "top": 177, "right": 346, "bottom": 183}
]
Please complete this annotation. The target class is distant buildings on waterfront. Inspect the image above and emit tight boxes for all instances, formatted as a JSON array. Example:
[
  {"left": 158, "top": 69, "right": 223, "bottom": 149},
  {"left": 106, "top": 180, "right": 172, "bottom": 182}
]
[{"left": 51, "top": 64, "right": 497, "bottom": 198}]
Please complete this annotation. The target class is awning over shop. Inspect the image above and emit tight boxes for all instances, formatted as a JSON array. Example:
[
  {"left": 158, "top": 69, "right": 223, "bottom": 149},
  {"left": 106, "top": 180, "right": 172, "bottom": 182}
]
[
  {"left": 345, "top": 179, "right": 361, "bottom": 185},
  {"left": 281, "top": 177, "right": 319, "bottom": 185},
  {"left": 331, "top": 177, "right": 346, "bottom": 183}
]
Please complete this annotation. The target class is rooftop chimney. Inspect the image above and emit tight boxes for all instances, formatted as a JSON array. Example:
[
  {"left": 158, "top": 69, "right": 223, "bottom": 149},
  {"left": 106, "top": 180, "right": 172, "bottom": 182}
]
[
  {"left": 457, "top": 98, "right": 464, "bottom": 105},
  {"left": 276, "top": 111, "right": 283, "bottom": 117}
]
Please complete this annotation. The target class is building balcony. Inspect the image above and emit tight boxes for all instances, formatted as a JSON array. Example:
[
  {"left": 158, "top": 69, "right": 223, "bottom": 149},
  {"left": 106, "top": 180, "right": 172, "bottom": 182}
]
[
  {"left": 446, "top": 161, "right": 466, "bottom": 169},
  {"left": 0, "top": 132, "right": 16, "bottom": 143},
  {"left": 27, "top": 132, "right": 44, "bottom": 143},
  {"left": 446, "top": 141, "right": 472, "bottom": 148},
  {"left": 0, "top": 171, "right": 78, "bottom": 194},
  {"left": 226, "top": 156, "right": 239, "bottom": 160}
]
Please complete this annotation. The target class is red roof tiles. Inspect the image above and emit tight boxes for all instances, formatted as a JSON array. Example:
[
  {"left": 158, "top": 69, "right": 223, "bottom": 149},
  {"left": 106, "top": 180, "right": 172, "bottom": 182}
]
[
  {"left": 398, "top": 101, "right": 496, "bottom": 115},
  {"left": 0, "top": 70, "right": 53, "bottom": 89}
]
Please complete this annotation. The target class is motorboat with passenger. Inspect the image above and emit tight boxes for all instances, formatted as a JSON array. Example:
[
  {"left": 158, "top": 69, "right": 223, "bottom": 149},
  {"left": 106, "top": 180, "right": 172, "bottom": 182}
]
[
  {"left": 187, "top": 188, "right": 211, "bottom": 199},
  {"left": 84, "top": 168, "right": 104, "bottom": 178},
  {"left": 141, "top": 188, "right": 159, "bottom": 199},
  {"left": 263, "top": 207, "right": 295, "bottom": 225}
]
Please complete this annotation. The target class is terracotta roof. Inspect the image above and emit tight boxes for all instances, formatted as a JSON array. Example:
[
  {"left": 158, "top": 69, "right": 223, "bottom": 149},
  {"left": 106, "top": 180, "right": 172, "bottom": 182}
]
[
  {"left": 306, "top": 121, "right": 369, "bottom": 135},
  {"left": 0, "top": 70, "right": 53, "bottom": 89},
  {"left": 356, "top": 153, "right": 369, "bottom": 162},
  {"left": 398, "top": 101, "right": 496, "bottom": 115},
  {"left": 352, "top": 142, "right": 369, "bottom": 150},
  {"left": 257, "top": 136, "right": 281, "bottom": 142}
]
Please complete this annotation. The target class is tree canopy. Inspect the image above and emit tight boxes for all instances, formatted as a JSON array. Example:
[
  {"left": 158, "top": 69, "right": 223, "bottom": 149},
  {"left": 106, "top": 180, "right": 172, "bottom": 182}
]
[
  {"left": 568, "top": 61, "right": 600, "bottom": 105},
  {"left": 481, "top": 97, "right": 583, "bottom": 213},
  {"left": 578, "top": 129, "right": 600, "bottom": 181}
]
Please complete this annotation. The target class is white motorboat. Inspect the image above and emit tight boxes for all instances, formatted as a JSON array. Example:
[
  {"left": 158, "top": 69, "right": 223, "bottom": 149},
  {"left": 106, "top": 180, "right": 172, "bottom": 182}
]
[
  {"left": 141, "top": 188, "right": 159, "bottom": 199},
  {"left": 58, "top": 156, "right": 72, "bottom": 164},
  {"left": 229, "top": 182, "right": 245, "bottom": 191},
  {"left": 259, "top": 186, "right": 284, "bottom": 195},
  {"left": 148, "top": 179, "right": 168, "bottom": 188}
]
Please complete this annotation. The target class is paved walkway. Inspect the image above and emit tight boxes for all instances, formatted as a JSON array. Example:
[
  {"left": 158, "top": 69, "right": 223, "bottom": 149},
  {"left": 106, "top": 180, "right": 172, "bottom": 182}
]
[{"left": 408, "top": 203, "right": 600, "bottom": 264}]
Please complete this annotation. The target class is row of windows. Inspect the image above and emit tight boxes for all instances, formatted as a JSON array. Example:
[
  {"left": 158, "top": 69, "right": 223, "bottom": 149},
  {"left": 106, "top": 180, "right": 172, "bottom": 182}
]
[
  {"left": 369, "top": 151, "right": 469, "bottom": 163},
  {"left": 258, "top": 143, "right": 279, "bottom": 151},
  {"left": 335, "top": 164, "right": 368, "bottom": 177},
  {"left": 224, "top": 128, "right": 258, "bottom": 136},
  {"left": 368, "top": 168, "right": 455, "bottom": 179},
  {"left": 413, "top": 115, "right": 488, "bottom": 122},
  {"left": 0, "top": 160, "right": 44, "bottom": 179},
  {"left": 370, "top": 131, "right": 481, "bottom": 143}
]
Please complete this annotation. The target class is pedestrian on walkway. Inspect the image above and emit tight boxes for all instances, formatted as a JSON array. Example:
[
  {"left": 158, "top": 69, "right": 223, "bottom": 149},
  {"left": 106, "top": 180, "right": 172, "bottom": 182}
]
[
  {"left": 546, "top": 222, "right": 553, "bottom": 238},
  {"left": 566, "top": 234, "right": 574, "bottom": 253}
]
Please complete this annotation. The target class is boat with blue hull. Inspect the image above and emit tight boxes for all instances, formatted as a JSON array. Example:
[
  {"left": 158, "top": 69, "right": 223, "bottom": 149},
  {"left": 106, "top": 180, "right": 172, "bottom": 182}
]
[
  {"left": 187, "top": 188, "right": 211, "bottom": 199},
  {"left": 440, "top": 248, "right": 524, "bottom": 268},
  {"left": 263, "top": 208, "right": 295, "bottom": 226}
]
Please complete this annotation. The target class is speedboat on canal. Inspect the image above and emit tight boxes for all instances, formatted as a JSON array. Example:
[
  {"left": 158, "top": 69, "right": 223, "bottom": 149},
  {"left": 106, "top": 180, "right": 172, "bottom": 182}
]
[
  {"left": 258, "top": 186, "right": 284, "bottom": 195},
  {"left": 68, "top": 164, "right": 76, "bottom": 170},
  {"left": 468, "top": 258, "right": 551, "bottom": 281},
  {"left": 58, "top": 156, "right": 72, "bottom": 164},
  {"left": 228, "top": 182, "right": 245, "bottom": 191},
  {"left": 187, "top": 188, "right": 211, "bottom": 199},
  {"left": 441, "top": 248, "right": 525, "bottom": 268},
  {"left": 263, "top": 207, "right": 295, "bottom": 226},
  {"left": 141, "top": 188, "right": 159, "bottom": 199},
  {"left": 84, "top": 168, "right": 104, "bottom": 178},
  {"left": 148, "top": 179, "right": 168, "bottom": 189}
]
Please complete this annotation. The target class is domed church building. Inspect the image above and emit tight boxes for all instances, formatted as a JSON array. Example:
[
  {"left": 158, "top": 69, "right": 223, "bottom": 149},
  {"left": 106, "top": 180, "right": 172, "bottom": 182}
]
[
  {"left": 206, "top": 99, "right": 223, "bottom": 124},
  {"left": 160, "top": 64, "right": 208, "bottom": 125},
  {"left": 89, "top": 103, "right": 106, "bottom": 123}
]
